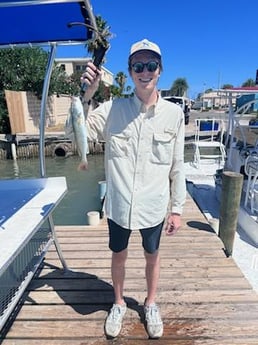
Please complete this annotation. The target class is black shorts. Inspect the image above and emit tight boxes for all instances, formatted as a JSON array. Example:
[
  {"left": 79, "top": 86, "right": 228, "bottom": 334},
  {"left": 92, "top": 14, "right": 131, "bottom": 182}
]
[{"left": 107, "top": 218, "right": 164, "bottom": 254}]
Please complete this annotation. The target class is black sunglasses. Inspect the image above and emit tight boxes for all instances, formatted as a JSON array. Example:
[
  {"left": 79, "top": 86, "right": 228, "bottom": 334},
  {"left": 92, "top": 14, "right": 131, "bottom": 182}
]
[{"left": 131, "top": 61, "right": 159, "bottom": 73}]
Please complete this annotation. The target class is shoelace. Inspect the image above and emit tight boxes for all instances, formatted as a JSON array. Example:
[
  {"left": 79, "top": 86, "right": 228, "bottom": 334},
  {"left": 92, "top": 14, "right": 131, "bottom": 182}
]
[
  {"left": 145, "top": 305, "right": 161, "bottom": 323},
  {"left": 110, "top": 306, "right": 123, "bottom": 322}
]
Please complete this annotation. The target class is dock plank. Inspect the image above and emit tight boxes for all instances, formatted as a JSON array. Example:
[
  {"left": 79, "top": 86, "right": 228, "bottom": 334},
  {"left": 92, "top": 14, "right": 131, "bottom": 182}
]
[
  {"left": 3, "top": 319, "right": 258, "bottom": 338},
  {"left": 1, "top": 192, "right": 258, "bottom": 345}
]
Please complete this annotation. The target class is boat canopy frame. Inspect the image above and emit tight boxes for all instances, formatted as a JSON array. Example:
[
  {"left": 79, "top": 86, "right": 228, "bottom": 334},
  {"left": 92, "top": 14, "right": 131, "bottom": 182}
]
[
  {"left": 217, "top": 88, "right": 258, "bottom": 169},
  {"left": 0, "top": 0, "right": 96, "bottom": 177}
]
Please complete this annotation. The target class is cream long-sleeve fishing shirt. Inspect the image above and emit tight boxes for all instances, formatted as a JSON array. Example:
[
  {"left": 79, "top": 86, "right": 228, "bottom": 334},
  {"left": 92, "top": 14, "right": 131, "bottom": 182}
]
[{"left": 85, "top": 94, "right": 186, "bottom": 230}]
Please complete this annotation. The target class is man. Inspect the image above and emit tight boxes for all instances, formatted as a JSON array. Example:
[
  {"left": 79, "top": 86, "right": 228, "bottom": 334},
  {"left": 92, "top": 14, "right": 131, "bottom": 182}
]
[{"left": 81, "top": 38, "right": 186, "bottom": 339}]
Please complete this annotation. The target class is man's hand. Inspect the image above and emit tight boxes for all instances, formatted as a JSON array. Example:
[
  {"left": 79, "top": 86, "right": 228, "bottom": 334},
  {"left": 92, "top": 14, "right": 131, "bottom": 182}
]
[
  {"left": 80, "top": 61, "right": 102, "bottom": 101},
  {"left": 164, "top": 213, "right": 181, "bottom": 236}
]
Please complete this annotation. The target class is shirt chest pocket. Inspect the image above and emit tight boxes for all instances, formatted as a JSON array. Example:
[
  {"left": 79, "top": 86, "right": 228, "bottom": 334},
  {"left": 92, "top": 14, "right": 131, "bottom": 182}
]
[
  {"left": 151, "top": 132, "right": 176, "bottom": 165},
  {"left": 109, "top": 132, "right": 131, "bottom": 158}
]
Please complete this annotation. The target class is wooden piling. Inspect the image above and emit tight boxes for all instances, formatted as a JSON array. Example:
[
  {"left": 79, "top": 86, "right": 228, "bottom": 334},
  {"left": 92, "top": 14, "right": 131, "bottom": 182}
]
[{"left": 218, "top": 171, "right": 243, "bottom": 256}]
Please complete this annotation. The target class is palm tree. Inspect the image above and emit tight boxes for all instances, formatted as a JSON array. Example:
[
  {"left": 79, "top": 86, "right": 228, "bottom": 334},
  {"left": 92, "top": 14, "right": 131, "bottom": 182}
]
[
  {"left": 170, "top": 78, "right": 188, "bottom": 97},
  {"left": 115, "top": 72, "right": 127, "bottom": 94},
  {"left": 222, "top": 84, "right": 233, "bottom": 89},
  {"left": 86, "top": 15, "right": 112, "bottom": 64},
  {"left": 242, "top": 79, "right": 256, "bottom": 87}
]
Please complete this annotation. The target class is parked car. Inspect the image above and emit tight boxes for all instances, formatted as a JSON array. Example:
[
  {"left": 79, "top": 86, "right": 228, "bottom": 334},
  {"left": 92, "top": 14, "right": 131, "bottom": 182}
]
[
  {"left": 163, "top": 96, "right": 190, "bottom": 125},
  {"left": 191, "top": 101, "right": 203, "bottom": 110}
]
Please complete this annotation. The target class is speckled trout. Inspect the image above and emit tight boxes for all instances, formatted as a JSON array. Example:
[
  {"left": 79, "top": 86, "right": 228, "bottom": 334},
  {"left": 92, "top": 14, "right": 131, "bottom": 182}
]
[{"left": 67, "top": 96, "right": 88, "bottom": 171}]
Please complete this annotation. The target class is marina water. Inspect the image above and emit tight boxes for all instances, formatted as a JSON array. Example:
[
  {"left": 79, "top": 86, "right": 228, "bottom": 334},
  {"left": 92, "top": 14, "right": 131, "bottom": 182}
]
[
  {"left": 0, "top": 154, "right": 105, "bottom": 225},
  {"left": 0, "top": 145, "right": 194, "bottom": 226}
]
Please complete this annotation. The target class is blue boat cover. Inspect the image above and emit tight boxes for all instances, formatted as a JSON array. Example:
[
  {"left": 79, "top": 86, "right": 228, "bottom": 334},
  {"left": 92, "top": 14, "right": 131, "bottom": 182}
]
[
  {"left": 0, "top": 187, "right": 43, "bottom": 226},
  {"left": 0, "top": 0, "right": 91, "bottom": 47}
]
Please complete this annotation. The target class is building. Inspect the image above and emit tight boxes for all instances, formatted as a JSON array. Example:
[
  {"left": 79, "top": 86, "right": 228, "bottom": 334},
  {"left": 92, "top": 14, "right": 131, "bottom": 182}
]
[
  {"left": 55, "top": 57, "right": 114, "bottom": 87},
  {"left": 229, "top": 87, "right": 258, "bottom": 112},
  {"left": 235, "top": 93, "right": 258, "bottom": 112},
  {"left": 201, "top": 90, "right": 230, "bottom": 109},
  {"left": 201, "top": 87, "right": 258, "bottom": 110}
]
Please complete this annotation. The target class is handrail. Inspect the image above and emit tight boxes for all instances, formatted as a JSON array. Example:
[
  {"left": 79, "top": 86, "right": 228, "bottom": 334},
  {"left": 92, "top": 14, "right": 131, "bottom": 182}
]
[
  {"left": 227, "top": 98, "right": 258, "bottom": 170},
  {"left": 39, "top": 43, "right": 57, "bottom": 178}
]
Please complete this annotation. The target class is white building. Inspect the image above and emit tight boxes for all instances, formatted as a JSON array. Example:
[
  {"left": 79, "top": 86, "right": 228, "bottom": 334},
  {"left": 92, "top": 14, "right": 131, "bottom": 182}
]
[{"left": 55, "top": 57, "right": 114, "bottom": 87}]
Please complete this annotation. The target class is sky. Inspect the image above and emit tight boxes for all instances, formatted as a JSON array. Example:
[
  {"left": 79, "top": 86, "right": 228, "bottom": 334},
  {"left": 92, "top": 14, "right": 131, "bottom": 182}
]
[{"left": 56, "top": 0, "right": 258, "bottom": 99}]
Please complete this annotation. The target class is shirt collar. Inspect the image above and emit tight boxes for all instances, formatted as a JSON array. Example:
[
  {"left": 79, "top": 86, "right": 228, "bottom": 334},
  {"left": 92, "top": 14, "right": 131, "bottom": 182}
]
[{"left": 132, "top": 93, "right": 159, "bottom": 116}]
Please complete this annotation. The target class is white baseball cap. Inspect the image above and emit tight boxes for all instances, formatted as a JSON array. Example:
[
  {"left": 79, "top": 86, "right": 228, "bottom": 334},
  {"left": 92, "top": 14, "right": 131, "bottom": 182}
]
[{"left": 129, "top": 38, "right": 161, "bottom": 58}]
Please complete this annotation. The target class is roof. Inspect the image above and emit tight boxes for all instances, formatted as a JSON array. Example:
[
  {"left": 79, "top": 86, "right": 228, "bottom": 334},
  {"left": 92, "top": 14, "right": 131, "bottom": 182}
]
[
  {"left": 227, "top": 87, "right": 258, "bottom": 91},
  {"left": 218, "top": 86, "right": 258, "bottom": 96},
  {"left": 0, "top": 0, "right": 92, "bottom": 48}
]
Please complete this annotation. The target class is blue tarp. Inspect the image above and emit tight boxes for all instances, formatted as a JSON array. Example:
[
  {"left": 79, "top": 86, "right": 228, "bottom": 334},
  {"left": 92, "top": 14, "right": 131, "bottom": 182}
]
[{"left": 0, "top": 0, "right": 91, "bottom": 47}]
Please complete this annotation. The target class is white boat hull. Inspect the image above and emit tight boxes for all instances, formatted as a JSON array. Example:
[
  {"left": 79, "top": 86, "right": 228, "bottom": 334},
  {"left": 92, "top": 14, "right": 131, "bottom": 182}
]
[
  {"left": 185, "top": 161, "right": 258, "bottom": 245},
  {"left": 238, "top": 201, "right": 258, "bottom": 245}
]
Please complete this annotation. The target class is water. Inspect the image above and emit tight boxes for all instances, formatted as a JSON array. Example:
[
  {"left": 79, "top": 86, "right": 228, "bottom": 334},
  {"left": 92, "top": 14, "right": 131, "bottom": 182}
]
[
  {"left": 0, "top": 154, "right": 105, "bottom": 225},
  {"left": 0, "top": 144, "right": 194, "bottom": 226}
]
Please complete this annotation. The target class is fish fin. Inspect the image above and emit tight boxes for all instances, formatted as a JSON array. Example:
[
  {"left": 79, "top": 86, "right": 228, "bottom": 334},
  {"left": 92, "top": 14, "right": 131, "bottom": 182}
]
[{"left": 77, "top": 161, "right": 88, "bottom": 171}]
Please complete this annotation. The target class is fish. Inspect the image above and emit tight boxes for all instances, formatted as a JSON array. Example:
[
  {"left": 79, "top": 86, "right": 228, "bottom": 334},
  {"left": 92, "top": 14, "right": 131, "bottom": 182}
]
[{"left": 68, "top": 96, "right": 88, "bottom": 171}]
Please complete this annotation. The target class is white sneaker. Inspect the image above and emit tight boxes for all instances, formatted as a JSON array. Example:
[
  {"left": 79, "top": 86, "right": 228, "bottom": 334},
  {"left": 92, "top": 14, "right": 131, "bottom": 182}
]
[
  {"left": 144, "top": 302, "right": 163, "bottom": 338},
  {"left": 105, "top": 303, "right": 127, "bottom": 337}
]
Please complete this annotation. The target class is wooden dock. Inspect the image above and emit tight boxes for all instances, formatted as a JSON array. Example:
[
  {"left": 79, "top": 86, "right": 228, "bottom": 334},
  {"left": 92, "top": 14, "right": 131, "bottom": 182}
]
[{"left": 1, "top": 193, "right": 258, "bottom": 344}]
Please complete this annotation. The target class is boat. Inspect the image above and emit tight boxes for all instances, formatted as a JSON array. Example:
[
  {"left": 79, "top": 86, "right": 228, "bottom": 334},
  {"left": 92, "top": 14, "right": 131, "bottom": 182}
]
[
  {"left": 0, "top": 0, "right": 98, "bottom": 333},
  {"left": 185, "top": 88, "right": 258, "bottom": 246}
]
